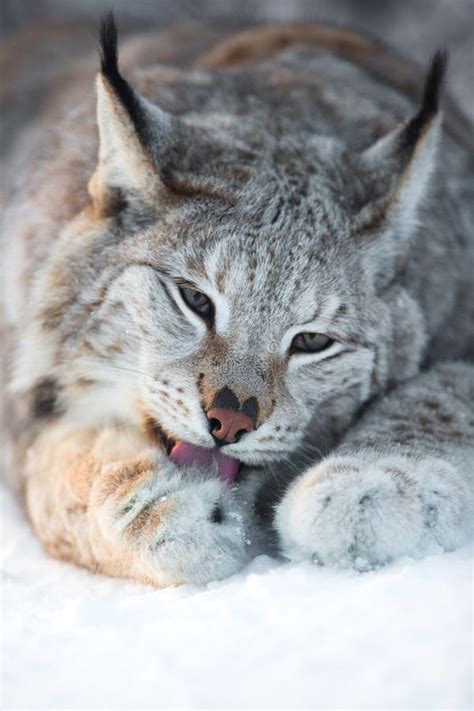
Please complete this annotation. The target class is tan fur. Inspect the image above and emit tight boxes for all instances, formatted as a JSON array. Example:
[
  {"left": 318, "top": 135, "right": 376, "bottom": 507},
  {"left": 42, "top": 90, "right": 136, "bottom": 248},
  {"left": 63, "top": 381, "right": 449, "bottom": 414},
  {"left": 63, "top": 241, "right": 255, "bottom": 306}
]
[
  {"left": 24, "top": 424, "right": 180, "bottom": 586},
  {"left": 197, "top": 24, "right": 377, "bottom": 68}
]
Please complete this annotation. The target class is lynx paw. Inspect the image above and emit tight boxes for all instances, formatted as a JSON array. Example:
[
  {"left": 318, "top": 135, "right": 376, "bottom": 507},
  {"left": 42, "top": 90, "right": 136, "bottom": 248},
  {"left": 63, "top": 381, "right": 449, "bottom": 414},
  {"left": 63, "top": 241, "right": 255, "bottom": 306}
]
[
  {"left": 275, "top": 454, "right": 471, "bottom": 570},
  {"left": 99, "top": 464, "right": 263, "bottom": 585}
]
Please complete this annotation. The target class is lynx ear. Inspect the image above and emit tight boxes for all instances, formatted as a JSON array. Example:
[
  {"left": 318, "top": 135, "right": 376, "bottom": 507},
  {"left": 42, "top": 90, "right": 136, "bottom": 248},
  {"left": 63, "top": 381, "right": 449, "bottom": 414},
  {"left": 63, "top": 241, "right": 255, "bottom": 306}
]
[
  {"left": 89, "top": 13, "right": 181, "bottom": 214},
  {"left": 356, "top": 51, "right": 447, "bottom": 251}
]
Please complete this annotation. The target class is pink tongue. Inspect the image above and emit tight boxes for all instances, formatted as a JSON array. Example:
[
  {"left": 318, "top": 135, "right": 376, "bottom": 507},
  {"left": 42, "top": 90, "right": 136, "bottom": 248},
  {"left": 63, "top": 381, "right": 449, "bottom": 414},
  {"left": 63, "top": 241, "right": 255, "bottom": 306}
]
[{"left": 169, "top": 441, "right": 240, "bottom": 486}]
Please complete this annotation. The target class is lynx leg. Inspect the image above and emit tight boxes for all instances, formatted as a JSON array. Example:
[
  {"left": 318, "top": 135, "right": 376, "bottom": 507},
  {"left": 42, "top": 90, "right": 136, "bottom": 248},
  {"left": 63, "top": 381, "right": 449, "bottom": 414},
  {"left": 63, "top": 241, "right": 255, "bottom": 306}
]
[
  {"left": 275, "top": 362, "right": 474, "bottom": 568},
  {"left": 24, "top": 425, "right": 261, "bottom": 586}
]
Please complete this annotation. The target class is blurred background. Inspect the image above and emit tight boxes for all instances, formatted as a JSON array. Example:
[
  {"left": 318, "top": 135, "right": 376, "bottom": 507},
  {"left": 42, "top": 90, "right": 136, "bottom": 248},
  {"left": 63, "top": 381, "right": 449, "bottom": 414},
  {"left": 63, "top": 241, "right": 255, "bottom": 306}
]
[{"left": 1, "top": 0, "right": 473, "bottom": 120}]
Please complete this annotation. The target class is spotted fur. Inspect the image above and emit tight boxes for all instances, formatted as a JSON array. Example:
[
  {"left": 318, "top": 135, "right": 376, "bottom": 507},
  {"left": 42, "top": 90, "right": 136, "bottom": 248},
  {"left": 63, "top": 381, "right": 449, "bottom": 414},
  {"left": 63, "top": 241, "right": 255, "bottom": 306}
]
[{"left": 2, "top": 16, "right": 473, "bottom": 584}]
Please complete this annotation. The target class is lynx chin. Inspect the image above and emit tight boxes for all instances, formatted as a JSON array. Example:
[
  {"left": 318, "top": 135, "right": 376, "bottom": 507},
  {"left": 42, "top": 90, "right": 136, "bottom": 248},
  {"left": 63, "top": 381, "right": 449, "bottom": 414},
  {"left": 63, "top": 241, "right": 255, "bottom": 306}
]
[{"left": 2, "top": 15, "right": 473, "bottom": 586}]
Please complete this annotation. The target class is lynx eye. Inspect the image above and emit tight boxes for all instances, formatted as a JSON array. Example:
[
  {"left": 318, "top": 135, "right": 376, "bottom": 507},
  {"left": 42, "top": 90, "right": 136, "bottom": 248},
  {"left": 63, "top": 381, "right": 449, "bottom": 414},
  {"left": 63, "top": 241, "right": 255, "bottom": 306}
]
[
  {"left": 179, "top": 286, "right": 213, "bottom": 320},
  {"left": 290, "top": 332, "right": 333, "bottom": 354}
]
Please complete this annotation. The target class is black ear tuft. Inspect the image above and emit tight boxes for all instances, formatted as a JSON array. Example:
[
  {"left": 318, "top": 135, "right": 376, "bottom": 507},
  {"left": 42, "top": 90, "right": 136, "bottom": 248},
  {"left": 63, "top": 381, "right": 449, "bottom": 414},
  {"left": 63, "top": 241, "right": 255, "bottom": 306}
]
[
  {"left": 97, "top": 12, "right": 149, "bottom": 141},
  {"left": 99, "top": 11, "right": 119, "bottom": 79},
  {"left": 402, "top": 49, "right": 448, "bottom": 149},
  {"left": 421, "top": 49, "right": 448, "bottom": 118}
]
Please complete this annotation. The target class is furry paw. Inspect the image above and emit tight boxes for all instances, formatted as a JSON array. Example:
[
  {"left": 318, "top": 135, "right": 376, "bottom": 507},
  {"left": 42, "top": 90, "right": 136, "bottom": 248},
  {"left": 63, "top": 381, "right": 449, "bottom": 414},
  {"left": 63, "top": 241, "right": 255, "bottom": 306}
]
[
  {"left": 107, "top": 464, "right": 264, "bottom": 585},
  {"left": 274, "top": 453, "right": 472, "bottom": 570}
]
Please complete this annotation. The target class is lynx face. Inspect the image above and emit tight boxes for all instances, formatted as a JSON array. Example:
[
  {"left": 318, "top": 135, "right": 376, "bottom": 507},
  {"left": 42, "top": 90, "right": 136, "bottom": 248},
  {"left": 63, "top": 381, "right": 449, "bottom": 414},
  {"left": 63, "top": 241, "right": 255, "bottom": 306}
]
[
  {"left": 18, "top": 20, "right": 441, "bottom": 468},
  {"left": 53, "top": 183, "right": 375, "bottom": 466}
]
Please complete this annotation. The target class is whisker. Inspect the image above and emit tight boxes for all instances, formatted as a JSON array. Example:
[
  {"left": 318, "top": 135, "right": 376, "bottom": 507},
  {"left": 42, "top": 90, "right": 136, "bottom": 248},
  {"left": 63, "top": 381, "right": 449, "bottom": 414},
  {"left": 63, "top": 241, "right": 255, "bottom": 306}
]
[{"left": 57, "top": 357, "right": 159, "bottom": 384}]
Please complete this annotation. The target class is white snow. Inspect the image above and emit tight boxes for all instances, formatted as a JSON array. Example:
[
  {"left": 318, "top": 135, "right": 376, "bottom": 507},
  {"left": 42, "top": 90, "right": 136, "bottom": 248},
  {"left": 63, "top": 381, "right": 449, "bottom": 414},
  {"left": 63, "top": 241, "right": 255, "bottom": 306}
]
[{"left": 1, "top": 484, "right": 472, "bottom": 710}]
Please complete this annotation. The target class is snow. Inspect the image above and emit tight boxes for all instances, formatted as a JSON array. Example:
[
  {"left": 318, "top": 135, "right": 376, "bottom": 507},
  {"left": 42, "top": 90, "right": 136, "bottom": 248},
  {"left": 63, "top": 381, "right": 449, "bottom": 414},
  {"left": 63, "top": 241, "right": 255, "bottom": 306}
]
[{"left": 2, "top": 484, "right": 472, "bottom": 710}]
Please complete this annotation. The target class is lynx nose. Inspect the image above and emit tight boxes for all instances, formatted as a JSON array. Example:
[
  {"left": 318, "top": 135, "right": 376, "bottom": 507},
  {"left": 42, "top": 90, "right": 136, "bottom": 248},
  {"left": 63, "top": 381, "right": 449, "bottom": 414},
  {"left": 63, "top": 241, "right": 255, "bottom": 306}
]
[{"left": 207, "top": 407, "right": 255, "bottom": 445}]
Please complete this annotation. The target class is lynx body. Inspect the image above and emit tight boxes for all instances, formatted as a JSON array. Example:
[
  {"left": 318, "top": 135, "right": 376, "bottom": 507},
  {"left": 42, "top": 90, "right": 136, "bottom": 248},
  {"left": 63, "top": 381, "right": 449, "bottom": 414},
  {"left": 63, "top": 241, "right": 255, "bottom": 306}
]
[{"left": 2, "top": 18, "right": 473, "bottom": 585}]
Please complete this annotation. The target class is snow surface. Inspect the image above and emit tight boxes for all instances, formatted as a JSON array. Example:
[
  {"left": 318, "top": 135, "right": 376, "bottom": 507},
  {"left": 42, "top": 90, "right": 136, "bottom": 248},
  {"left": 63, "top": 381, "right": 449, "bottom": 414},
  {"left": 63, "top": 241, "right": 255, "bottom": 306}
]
[{"left": 1, "top": 484, "right": 472, "bottom": 710}]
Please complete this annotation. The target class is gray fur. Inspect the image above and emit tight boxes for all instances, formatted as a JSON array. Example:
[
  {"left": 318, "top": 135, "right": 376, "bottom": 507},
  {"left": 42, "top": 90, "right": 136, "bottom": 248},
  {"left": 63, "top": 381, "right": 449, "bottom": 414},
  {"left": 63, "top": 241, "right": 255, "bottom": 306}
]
[{"left": 3, "top": 20, "right": 473, "bottom": 582}]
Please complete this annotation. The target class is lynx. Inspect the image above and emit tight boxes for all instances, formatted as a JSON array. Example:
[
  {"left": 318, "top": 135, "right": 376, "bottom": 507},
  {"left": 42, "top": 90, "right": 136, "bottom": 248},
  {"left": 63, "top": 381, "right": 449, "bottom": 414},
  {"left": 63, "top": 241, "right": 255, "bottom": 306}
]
[{"left": 2, "top": 15, "right": 473, "bottom": 586}]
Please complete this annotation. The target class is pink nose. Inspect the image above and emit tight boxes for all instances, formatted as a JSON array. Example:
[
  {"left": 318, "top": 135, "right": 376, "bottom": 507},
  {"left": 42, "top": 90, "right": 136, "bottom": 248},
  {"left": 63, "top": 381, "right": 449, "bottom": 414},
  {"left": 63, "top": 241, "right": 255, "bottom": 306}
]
[{"left": 207, "top": 407, "right": 255, "bottom": 444}]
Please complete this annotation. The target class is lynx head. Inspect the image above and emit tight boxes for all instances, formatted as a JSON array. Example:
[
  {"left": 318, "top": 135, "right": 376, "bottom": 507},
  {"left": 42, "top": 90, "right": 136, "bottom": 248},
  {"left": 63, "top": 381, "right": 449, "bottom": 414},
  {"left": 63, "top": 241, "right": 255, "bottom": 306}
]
[{"left": 20, "top": 15, "right": 446, "bottom": 468}]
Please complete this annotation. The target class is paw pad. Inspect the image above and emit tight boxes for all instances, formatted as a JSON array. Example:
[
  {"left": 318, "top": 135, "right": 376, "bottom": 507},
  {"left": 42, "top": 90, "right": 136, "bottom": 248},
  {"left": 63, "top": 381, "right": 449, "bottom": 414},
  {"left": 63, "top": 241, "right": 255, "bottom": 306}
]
[{"left": 210, "top": 505, "right": 224, "bottom": 524}]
